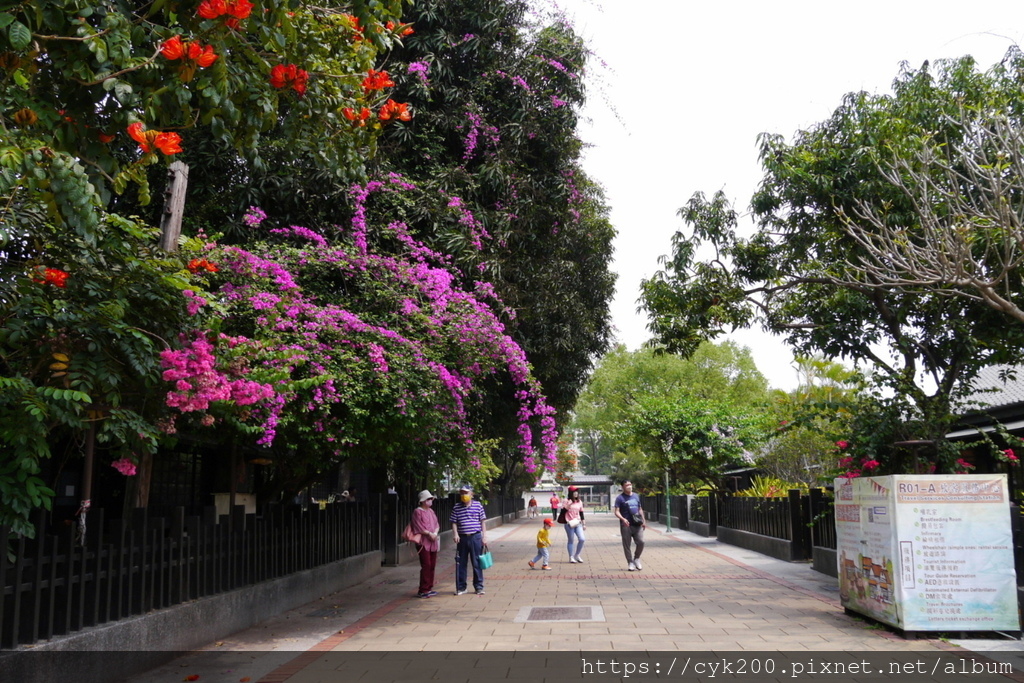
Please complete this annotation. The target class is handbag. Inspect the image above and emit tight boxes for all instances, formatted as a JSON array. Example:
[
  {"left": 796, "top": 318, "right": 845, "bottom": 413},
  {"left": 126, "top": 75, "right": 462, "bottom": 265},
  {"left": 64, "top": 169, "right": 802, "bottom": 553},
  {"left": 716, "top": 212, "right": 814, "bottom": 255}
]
[
  {"left": 402, "top": 523, "right": 422, "bottom": 545},
  {"left": 567, "top": 517, "right": 580, "bottom": 528},
  {"left": 477, "top": 545, "right": 494, "bottom": 569},
  {"left": 556, "top": 507, "right": 567, "bottom": 524},
  {"left": 630, "top": 513, "right": 644, "bottom": 526}
]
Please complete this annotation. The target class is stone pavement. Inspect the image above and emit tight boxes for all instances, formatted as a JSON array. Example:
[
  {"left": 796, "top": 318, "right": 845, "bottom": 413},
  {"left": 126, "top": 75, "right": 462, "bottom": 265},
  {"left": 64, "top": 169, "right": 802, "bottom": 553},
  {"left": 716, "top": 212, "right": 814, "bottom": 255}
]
[{"left": 123, "top": 512, "right": 1024, "bottom": 683}]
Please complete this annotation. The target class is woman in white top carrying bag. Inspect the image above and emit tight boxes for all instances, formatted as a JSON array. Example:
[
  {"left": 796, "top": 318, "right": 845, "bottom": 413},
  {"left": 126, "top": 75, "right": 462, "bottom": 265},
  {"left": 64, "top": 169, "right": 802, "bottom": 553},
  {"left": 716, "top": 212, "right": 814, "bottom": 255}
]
[{"left": 560, "top": 486, "right": 586, "bottom": 563}]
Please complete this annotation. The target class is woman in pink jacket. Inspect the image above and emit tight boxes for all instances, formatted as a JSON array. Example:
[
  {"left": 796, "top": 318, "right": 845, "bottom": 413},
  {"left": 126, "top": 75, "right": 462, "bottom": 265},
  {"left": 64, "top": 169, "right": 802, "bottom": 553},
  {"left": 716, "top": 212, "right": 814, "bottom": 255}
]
[{"left": 411, "top": 490, "right": 441, "bottom": 597}]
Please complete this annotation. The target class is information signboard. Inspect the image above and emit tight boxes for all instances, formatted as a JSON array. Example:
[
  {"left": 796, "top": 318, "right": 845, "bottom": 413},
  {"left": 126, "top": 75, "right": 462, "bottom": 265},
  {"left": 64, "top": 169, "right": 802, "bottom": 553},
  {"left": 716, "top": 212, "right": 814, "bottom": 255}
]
[{"left": 834, "top": 474, "right": 1018, "bottom": 631}]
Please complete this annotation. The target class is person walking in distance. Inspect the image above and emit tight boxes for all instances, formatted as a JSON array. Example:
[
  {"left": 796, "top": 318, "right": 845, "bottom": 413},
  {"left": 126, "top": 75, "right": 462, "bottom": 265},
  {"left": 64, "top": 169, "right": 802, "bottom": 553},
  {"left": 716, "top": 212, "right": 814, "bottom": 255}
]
[
  {"left": 614, "top": 480, "right": 646, "bottom": 571},
  {"left": 528, "top": 496, "right": 539, "bottom": 518},
  {"left": 549, "top": 490, "right": 561, "bottom": 518},
  {"left": 411, "top": 490, "right": 440, "bottom": 598},
  {"left": 561, "top": 485, "right": 586, "bottom": 563},
  {"left": 450, "top": 484, "right": 488, "bottom": 595}
]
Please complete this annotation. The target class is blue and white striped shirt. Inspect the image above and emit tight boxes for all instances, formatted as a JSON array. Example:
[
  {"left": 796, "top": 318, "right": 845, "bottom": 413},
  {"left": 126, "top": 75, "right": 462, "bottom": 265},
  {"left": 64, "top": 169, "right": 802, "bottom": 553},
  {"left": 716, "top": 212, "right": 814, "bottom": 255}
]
[{"left": 450, "top": 500, "right": 485, "bottom": 533}]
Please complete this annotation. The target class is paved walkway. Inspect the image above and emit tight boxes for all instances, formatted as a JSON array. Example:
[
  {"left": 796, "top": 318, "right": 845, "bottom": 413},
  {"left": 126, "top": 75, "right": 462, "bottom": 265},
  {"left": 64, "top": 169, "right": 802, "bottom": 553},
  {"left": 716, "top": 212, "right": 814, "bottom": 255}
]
[{"left": 125, "top": 513, "right": 1024, "bottom": 682}]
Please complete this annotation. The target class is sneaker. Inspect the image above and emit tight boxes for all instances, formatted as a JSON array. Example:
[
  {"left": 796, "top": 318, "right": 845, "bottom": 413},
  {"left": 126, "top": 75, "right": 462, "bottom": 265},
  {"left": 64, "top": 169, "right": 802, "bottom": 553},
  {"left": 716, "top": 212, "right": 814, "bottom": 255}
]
[
  {"left": 528, "top": 561, "right": 536, "bottom": 569},
  {"left": 475, "top": 589, "right": 486, "bottom": 595},
  {"left": 542, "top": 565, "right": 552, "bottom": 570},
  {"left": 417, "top": 592, "right": 430, "bottom": 598},
  {"left": 574, "top": 556, "right": 583, "bottom": 564},
  {"left": 628, "top": 562, "right": 636, "bottom": 571},
  {"left": 425, "top": 590, "right": 438, "bottom": 597},
  {"left": 455, "top": 589, "right": 467, "bottom": 595},
  {"left": 634, "top": 559, "right": 642, "bottom": 570},
  {"left": 569, "top": 557, "right": 577, "bottom": 564}
]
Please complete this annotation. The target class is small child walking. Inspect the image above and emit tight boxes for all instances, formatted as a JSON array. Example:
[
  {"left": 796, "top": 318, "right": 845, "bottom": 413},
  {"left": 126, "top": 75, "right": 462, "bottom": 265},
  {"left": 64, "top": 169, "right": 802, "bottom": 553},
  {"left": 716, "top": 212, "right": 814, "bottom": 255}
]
[{"left": 528, "top": 518, "right": 555, "bottom": 570}]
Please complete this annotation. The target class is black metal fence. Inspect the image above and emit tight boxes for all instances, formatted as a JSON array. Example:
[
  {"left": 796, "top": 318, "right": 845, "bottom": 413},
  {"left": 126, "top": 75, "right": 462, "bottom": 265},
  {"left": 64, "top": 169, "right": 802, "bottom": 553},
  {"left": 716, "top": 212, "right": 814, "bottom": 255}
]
[
  {"left": 1, "top": 500, "right": 377, "bottom": 649},
  {"left": 719, "top": 496, "right": 792, "bottom": 540},
  {"left": 691, "top": 496, "right": 711, "bottom": 524}
]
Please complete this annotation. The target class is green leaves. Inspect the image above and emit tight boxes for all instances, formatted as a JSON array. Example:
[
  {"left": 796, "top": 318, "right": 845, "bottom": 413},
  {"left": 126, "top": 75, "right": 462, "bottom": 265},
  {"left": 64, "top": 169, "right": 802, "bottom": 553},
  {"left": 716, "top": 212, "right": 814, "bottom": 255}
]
[{"left": 6, "top": 19, "right": 30, "bottom": 49}]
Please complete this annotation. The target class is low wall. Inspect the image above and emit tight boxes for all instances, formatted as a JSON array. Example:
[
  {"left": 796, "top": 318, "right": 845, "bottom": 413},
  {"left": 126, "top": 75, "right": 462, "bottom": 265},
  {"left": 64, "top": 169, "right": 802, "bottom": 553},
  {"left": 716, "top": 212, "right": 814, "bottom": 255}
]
[
  {"left": 0, "top": 550, "right": 381, "bottom": 683},
  {"left": 687, "top": 520, "right": 713, "bottom": 537},
  {"left": 813, "top": 546, "right": 838, "bottom": 577},
  {"left": 716, "top": 526, "right": 800, "bottom": 562}
]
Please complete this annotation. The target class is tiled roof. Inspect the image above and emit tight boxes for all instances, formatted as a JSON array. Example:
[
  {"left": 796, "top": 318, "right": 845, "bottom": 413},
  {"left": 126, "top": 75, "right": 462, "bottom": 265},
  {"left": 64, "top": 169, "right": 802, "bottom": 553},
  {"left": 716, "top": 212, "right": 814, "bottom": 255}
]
[{"left": 957, "top": 364, "right": 1024, "bottom": 413}]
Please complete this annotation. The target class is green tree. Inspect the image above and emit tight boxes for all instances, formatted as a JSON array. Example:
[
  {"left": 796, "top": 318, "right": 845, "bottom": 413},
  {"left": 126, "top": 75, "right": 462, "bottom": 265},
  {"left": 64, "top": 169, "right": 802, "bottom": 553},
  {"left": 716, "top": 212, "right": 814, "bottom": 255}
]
[
  {"left": 615, "top": 394, "right": 762, "bottom": 489},
  {"left": 640, "top": 56, "right": 1024, "bottom": 473},
  {"left": 364, "top": 0, "right": 616, "bottom": 492},
  {"left": 570, "top": 341, "right": 768, "bottom": 487},
  {"left": 0, "top": 214, "right": 200, "bottom": 535}
]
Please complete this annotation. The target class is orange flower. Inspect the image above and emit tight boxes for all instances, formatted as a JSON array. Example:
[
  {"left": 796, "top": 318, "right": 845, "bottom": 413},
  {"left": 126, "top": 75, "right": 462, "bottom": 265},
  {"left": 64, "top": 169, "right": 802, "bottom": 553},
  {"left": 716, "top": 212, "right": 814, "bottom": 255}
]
[
  {"left": 98, "top": 132, "right": 116, "bottom": 143},
  {"left": 227, "top": 0, "right": 253, "bottom": 18},
  {"left": 162, "top": 35, "right": 218, "bottom": 67},
  {"left": 378, "top": 99, "right": 411, "bottom": 122},
  {"left": 161, "top": 35, "right": 185, "bottom": 60},
  {"left": 186, "top": 41, "right": 218, "bottom": 67},
  {"left": 399, "top": 24, "right": 414, "bottom": 36},
  {"left": 187, "top": 258, "right": 218, "bottom": 273},
  {"left": 362, "top": 69, "right": 394, "bottom": 92},
  {"left": 128, "top": 122, "right": 182, "bottom": 155},
  {"left": 270, "top": 64, "right": 309, "bottom": 95},
  {"left": 32, "top": 266, "right": 69, "bottom": 288},
  {"left": 153, "top": 132, "right": 183, "bottom": 155},
  {"left": 342, "top": 107, "right": 372, "bottom": 126},
  {"left": 197, "top": 0, "right": 226, "bottom": 19}
]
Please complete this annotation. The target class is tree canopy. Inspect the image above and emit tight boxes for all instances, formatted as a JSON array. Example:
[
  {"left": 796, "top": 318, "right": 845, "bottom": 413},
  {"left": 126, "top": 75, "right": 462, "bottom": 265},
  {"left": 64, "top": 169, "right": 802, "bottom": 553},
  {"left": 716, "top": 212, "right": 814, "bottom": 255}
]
[
  {"left": 639, "top": 54, "right": 1024, "bottom": 473},
  {"left": 569, "top": 342, "right": 769, "bottom": 487}
]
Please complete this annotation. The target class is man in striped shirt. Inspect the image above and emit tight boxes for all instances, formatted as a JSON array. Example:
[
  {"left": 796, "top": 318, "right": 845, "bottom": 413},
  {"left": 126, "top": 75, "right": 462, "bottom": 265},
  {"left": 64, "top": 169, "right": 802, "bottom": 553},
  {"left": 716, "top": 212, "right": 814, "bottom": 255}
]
[{"left": 450, "top": 484, "right": 488, "bottom": 595}]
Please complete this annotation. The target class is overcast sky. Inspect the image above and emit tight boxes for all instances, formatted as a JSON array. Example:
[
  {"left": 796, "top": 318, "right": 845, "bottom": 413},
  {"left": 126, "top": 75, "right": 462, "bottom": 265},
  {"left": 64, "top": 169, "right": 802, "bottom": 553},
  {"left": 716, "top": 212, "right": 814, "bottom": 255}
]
[{"left": 557, "top": 0, "right": 1024, "bottom": 391}]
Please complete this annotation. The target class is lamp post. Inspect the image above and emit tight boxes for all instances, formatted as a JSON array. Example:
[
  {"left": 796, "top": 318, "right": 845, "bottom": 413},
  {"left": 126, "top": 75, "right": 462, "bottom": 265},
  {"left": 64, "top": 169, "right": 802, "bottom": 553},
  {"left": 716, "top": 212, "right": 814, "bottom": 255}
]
[{"left": 664, "top": 467, "right": 672, "bottom": 532}]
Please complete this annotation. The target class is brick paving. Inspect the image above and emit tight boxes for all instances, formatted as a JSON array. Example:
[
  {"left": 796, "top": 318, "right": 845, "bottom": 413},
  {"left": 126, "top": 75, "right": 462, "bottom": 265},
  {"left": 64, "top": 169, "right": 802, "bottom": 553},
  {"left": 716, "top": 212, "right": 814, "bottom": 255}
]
[{"left": 124, "top": 513, "right": 1024, "bottom": 683}]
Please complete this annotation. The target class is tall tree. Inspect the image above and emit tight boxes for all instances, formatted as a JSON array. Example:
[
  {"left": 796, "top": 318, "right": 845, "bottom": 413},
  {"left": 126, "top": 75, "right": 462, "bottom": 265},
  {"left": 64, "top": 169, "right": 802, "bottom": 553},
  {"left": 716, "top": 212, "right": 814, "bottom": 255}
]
[
  {"left": 363, "top": 0, "right": 617, "bottom": 490},
  {"left": 569, "top": 342, "right": 769, "bottom": 484},
  {"left": 639, "top": 56, "right": 1024, "bottom": 473},
  {"left": 829, "top": 51, "right": 1024, "bottom": 324}
]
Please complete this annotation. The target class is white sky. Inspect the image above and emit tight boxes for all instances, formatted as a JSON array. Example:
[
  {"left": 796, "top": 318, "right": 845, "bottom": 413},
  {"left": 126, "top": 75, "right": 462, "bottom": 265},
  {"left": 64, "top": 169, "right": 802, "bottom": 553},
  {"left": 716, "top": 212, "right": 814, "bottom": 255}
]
[{"left": 558, "top": 0, "right": 1024, "bottom": 392}]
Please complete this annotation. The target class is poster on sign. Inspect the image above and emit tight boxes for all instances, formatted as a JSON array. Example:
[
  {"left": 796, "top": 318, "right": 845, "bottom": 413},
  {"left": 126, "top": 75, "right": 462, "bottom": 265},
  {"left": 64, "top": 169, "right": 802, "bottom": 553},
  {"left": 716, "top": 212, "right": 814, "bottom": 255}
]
[{"left": 834, "top": 474, "right": 1018, "bottom": 632}]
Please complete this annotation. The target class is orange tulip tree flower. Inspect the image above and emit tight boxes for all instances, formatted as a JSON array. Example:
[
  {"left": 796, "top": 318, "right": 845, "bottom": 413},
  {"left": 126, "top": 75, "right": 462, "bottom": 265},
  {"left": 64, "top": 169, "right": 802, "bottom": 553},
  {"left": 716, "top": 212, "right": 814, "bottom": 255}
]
[
  {"left": 161, "top": 36, "right": 219, "bottom": 67},
  {"left": 187, "top": 258, "right": 219, "bottom": 273},
  {"left": 198, "top": 0, "right": 253, "bottom": 28},
  {"left": 378, "top": 99, "right": 411, "bottom": 122},
  {"left": 127, "top": 122, "right": 183, "bottom": 155},
  {"left": 362, "top": 69, "right": 394, "bottom": 92},
  {"left": 342, "top": 107, "right": 372, "bottom": 126},
  {"left": 32, "top": 266, "right": 70, "bottom": 288},
  {"left": 269, "top": 64, "right": 309, "bottom": 95}
]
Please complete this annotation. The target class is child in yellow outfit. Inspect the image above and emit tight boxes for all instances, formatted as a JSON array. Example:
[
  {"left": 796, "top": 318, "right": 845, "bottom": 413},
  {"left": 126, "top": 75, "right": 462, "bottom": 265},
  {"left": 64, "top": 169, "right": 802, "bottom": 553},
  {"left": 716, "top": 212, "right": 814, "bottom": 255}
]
[{"left": 528, "top": 518, "right": 555, "bottom": 570}]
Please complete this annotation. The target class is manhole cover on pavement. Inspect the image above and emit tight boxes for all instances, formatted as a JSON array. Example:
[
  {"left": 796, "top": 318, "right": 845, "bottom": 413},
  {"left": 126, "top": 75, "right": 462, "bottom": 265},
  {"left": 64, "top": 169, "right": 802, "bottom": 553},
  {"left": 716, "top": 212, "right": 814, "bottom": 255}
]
[{"left": 514, "top": 605, "right": 606, "bottom": 623}]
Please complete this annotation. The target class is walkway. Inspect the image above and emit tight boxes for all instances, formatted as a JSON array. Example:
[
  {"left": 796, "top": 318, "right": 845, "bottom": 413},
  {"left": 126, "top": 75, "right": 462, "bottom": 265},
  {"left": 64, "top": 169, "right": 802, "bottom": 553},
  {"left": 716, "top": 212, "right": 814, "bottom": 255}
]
[{"left": 124, "top": 513, "right": 1024, "bottom": 682}]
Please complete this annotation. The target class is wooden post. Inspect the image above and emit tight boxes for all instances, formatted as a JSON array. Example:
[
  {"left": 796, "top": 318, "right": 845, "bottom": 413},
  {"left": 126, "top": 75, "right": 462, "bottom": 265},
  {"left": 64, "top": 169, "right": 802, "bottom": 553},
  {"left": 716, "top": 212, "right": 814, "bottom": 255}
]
[
  {"left": 159, "top": 161, "right": 189, "bottom": 252},
  {"left": 77, "top": 423, "right": 96, "bottom": 546}
]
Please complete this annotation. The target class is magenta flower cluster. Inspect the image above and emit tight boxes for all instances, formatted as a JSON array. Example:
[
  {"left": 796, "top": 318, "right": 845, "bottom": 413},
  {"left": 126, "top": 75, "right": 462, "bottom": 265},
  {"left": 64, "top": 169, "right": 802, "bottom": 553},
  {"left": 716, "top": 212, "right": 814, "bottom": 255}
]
[
  {"left": 160, "top": 333, "right": 275, "bottom": 414},
  {"left": 160, "top": 179, "right": 560, "bottom": 473}
]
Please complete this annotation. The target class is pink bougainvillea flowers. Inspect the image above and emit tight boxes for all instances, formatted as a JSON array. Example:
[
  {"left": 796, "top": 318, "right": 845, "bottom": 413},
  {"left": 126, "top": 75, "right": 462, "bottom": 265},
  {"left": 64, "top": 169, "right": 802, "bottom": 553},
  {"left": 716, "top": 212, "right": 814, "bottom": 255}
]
[{"left": 111, "top": 458, "right": 137, "bottom": 476}]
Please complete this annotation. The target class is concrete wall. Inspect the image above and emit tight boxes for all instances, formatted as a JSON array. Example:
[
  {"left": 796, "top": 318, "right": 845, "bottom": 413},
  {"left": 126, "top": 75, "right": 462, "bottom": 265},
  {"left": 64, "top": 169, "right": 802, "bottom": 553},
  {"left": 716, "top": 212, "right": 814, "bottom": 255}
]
[
  {"left": 716, "top": 526, "right": 800, "bottom": 562},
  {"left": 687, "top": 520, "right": 713, "bottom": 537},
  {"left": 813, "top": 546, "right": 838, "bottom": 577}
]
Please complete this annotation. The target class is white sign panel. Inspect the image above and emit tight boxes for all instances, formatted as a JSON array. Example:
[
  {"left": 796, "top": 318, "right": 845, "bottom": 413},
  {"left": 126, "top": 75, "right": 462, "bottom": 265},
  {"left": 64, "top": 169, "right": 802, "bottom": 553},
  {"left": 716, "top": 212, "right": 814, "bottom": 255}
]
[{"left": 835, "top": 474, "right": 1018, "bottom": 632}]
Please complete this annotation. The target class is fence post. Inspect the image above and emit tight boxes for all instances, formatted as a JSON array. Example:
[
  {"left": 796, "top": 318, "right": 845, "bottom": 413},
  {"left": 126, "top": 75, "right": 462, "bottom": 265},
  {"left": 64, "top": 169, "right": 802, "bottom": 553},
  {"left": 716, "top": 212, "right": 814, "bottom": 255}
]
[
  {"left": 788, "top": 489, "right": 809, "bottom": 561},
  {"left": 381, "top": 493, "right": 400, "bottom": 567},
  {"left": 708, "top": 494, "right": 718, "bottom": 537}
]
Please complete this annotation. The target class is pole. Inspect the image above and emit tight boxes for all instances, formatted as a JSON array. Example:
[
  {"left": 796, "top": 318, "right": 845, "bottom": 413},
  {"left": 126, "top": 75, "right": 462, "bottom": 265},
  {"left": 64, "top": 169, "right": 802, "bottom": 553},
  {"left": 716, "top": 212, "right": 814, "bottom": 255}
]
[{"left": 664, "top": 467, "right": 672, "bottom": 532}]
